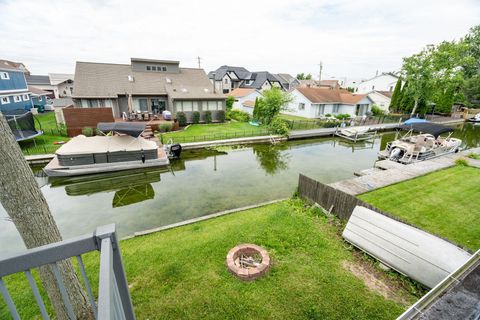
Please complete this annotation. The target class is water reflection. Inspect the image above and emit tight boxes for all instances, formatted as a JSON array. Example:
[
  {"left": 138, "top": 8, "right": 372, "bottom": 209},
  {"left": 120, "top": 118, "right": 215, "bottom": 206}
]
[{"left": 1, "top": 123, "right": 479, "bottom": 256}]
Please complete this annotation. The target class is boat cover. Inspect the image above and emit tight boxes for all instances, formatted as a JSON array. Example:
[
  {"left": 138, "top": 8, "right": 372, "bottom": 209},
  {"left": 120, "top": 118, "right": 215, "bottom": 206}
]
[
  {"left": 401, "top": 122, "right": 454, "bottom": 138},
  {"left": 97, "top": 122, "right": 146, "bottom": 137},
  {"left": 56, "top": 135, "right": 157, "bottom": 155},
  {"left": 342, "top": 206, "right": 471, "bottom": 288},
  {"left": 404, "top": 118, "right": 428, "bottom": 125}
]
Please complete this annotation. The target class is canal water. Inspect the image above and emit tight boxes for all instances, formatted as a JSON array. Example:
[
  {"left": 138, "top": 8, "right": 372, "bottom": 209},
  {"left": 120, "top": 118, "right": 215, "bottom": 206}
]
[{"left": 1, "top": 123, "right": 479, "bottom": 256}]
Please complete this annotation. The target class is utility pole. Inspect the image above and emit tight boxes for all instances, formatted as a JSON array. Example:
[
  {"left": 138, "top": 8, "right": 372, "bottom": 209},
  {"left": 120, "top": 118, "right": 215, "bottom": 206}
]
[
  {"left": 318, "top": 61, "right": 323, "bottom": 83},
  {"left": 196, "top": 56, "right": 202, "bottom": 69}
]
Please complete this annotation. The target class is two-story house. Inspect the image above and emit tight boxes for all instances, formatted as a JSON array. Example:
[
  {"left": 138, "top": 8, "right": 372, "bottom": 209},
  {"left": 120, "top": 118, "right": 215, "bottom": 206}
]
[{"left": 0, "top": 60, "right": 33, "bottom": 113}]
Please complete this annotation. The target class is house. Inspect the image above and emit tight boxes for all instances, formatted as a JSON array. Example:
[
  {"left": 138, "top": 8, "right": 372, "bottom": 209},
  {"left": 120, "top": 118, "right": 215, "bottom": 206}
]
[
  {"left": 298, "top": 79, "right": 340, "bottom": 89},
  {"left": 208, "top": 66, "right": 295, "bottom": 93},
  {"left": 0, "top": 60, "right": 33, "bottom": 113},
  {"left": 354, "top": 72, "right": 399, "bottom": 94},
  {"left": 25, "top": 73, "right": 74, "bottom": 98},
  {"left": 73, "top": 58, "right": 226, "bottom": 122},
  {"left": 28, "top": 85, "right": 50, "bottom": 109},
  {"left": 229, "top": 88, "right": 262, "bottom": 115},
  {"left": 367, "top": 91, "right": 392, "bottom": 113},
  {"left": 283, "top": 87, "right": 373, "bottom": 119}
]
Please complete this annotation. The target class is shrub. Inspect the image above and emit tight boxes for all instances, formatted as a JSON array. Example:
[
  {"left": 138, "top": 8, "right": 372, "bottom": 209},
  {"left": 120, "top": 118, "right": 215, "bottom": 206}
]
[
  {"left": 95, "top": 128, "right": 104, "bottom": 136},
  {"left": 204, "top": 110, "right": 212, "bottom": 124},
  {"left": 324, "top": 114, "right": 332, "bottom": 117},
  {"left": 217, "top": 110, "right": 226, "bottom": 123},
  {"left": 269, "top": 117, "right": 290, "bottom": 136},
  {"left": 455, "top": 158, "right": 469, "bottom": 166},
  {"left": 227, "top": 109, "right": 250, "bottom": 122},
  {"left": 371, "top": 105, "right": 385, "bottom": 116},
  {"left": 226, "top": 96, "right": 235, "bottom": 111},
  {"left": 321, "top": 120, "right": 341, "bottom": 128},
  {"left": 467, "top": 152, "right": 480, "bottom": 160},
  {"left": 176, "top": 112, "right": 187, "bottom": 126},
  {"left": 159, "top": 123, "right": 173, "bottom": 132},
  {"left": 82, "top": 127, "right": 93, "bottom": 137},
  {"left": 192, "top": 111, "right": 200, "bottom": 124},
  {"left": 335, "top": 113, "right": 351, "bottom": 120}
]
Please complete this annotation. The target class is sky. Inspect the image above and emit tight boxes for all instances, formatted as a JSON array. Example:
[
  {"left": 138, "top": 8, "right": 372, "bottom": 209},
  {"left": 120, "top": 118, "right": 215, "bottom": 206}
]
[{"left": 1, "top": 0, "right": 479, "bottom": 80}]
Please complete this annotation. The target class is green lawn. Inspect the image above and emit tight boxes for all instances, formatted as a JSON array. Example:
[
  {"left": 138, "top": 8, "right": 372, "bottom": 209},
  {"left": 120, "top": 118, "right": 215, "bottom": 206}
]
[
  {"left": 161, "top": 121, "right": 268, "bottom": 143},
  {"left": 278, "top": 113, "right": 311, "bottom": 121},
  {"left": 1, "top": 200, "right": 418, "bottom": 319},
  {"left": 359, "top": 165, "right": 480, "bottom": 251},
  {"left": 18, "top": 112, "right": 68, "bottom": 155}
]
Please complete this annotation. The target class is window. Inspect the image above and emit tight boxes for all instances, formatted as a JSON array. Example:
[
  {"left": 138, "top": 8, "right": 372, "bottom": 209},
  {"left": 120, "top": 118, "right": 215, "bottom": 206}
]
[
  {"left": 182, "top": 101, "right": 193, "bottom": 112},
  {"left": 99, "top": 99, "right": 106, "bottom": 107},
  {"left": 175, "top": 101, "right": 182, "bottom": 111},
  {"left": 146, "top": 66, "right": 151, "bottom": 71},
  {"left": 87, "top": 100, "right": 98, "bottom": 108},
  {"left": 139, "top": 99, "right": 148, "bottom": 111},
  {"left": 389, "top": 86, "right": 393, "bottom": 92},
  {"left": 162, "top": 67, "right": 167, "bottom": 71},
  {"left": 192, "top": 101, "right": 199, "bottom": 111},
  {"left": 152, "top": 66, "right": 157, "bottom": 71},
  {"left": 298, "top": 103, "right": 305, "bottom": 110},
  {"left": 332, "top": 104, "right": 340, "bottom": 113},
  {"left": 0, "top": 72, "right": 9, "bottom": 80},
  {"left": 22, "top": 94, "right": 29, "bottom": 101},
  {"left": 1, "top": 96, "right": 10, "bottom": 104},
  {"left": 207, "top": 101, "right": 218, "bottom": 111},
  {"left": 224, "top": 78, "right": 228, "bottom": 84},
  {"left": 315, "top": 104, "right": 325, "bottom": 116},
  {"left": 372, "top": 85, "right": 375, "bottom": 90},
  {"left": 13, "top": 95, "right": 21, "bottom": 103}
]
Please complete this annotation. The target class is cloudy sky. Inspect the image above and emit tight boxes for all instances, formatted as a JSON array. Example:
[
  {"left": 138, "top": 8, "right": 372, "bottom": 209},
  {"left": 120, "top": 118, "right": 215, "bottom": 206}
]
[{"left": 1, "top": 0, "right": 479, "bottom": 79}]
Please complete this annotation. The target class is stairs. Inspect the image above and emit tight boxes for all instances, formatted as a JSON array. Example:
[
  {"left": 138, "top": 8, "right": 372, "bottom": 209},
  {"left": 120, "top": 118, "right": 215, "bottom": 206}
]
[{"left": 141, "top": 125, "right": 154, "bottom": 139}]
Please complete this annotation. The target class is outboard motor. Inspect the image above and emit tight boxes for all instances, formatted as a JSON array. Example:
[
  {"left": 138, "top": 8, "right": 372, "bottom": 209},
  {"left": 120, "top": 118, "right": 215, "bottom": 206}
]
[
  {"left": 389, "top": 147, "right": 402, "bottom": 161},
  {"left": 169, "top": 143, "right": 182, "bottom": 158}
]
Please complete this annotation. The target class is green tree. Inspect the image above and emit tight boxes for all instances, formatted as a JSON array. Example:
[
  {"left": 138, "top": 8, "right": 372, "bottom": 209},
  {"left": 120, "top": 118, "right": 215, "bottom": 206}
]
[
  {"left": 256, "top": 88, "right": 293, "bottom": 125},
  {"left": 389, "top": 77, "right": 403, "bottom": 112},
  {"left": 226, "top": 96, "right": 235, "bottom": 111},
  {"left": 252, "top": 97, "right": 260, "bottom": 121},
  {"left": 296, "top": 73, "right": 305, "bottom": 80},
  {"left": 305, "top": 74, "right": 312, "bottom": 80}
]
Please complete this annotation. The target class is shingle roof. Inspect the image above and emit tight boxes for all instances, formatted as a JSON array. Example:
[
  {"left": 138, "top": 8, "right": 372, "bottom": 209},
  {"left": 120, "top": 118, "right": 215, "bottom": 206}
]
[
  {"left": 297, "top": 87, "right": 367, "bottom": 104},
  {"left": 28, "top": 85, "right": 50, "bottom": 96},
  {"left": 0, "top": 59, "right": 27, "bottom": 72},
  {"left": 229, "top": 88, "right": 256, "bottom": 97},
  {"left": 25, "top": 74, "right": 50, "bottom": 85},
  {"left": 376, "top": 90, "right": 393, "bottom": 98},
  {"left": 73, "top": 61, "right": 225, "bottom": 100},
  {"left": 208, "top": 65, "right": 251, "bottom": 81},
  {"left": 52, "top": 98, "right": 74, "bottom": 107}
]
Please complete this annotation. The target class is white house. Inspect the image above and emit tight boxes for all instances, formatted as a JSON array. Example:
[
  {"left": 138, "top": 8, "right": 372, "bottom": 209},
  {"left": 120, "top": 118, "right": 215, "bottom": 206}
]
[
  {"left": 367, "top": 91, "right": 392, "bottom": 113},
  {"left": 283, "top": 87, "right": 373, "bottom": 119},
  {"left": 355, "top": 72, "right": 399, "bottom": 94},
  {"left": 229, "top": 88, "right": 262, "bottom": 115}
]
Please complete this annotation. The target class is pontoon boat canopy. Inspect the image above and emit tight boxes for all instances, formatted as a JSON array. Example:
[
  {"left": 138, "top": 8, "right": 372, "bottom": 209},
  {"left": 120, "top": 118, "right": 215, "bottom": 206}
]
[
  {"left": 97, "top": 122, "right": 146, "bottom": 137},
  {"left": 401, "top": 122, "right": 454, "bottom": 138}
]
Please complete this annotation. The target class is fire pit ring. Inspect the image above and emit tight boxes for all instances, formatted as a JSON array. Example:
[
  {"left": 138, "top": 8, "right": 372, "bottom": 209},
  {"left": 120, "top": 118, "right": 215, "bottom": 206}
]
[{"left": 226, "top": 244, "right": 270, "bottom": 281}]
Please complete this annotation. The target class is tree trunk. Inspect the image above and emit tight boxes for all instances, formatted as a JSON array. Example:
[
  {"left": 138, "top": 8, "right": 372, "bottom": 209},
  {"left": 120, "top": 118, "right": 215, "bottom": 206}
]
[
  {"left": 0, "top": 113, "right": 94, "bottom": 319},
  {"left": 410, "top": 98, "right": 419, "bottom": 116}
]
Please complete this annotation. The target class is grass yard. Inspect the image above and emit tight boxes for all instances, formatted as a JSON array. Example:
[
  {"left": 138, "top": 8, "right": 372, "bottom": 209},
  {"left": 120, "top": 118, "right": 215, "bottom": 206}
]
[
  {"left": 18, "top": 112, "right": 68, "bottom": 155},
  {"left": 359, "top": 165, "right": 480, "bottom": 251},
  {"left": 278, "top": 113, "right": 311, "bottom": 121},
  {"left": 161, "top": 121, "right": 268, "bottom": 143},
  {"left": 1, "top": 199, "right": 419, "bottom": 319}
]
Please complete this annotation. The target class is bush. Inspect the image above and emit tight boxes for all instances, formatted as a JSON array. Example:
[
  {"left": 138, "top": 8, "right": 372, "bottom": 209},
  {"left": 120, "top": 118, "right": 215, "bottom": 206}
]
[
  {"left": 95, "top": 128, "right": 103, "bottom": 136},
  {"left": 159, "top": 123, "right": 173, "bottom": 132},
  {"left": 82, "top": 127, "right": 93, "bottom": 137},
  {"left": 227, "top": 109, "right": 250, "bottom": 122},
  {"left": 217, "top": 110, "right": 225, "bottom": 123},
  {"left": 371, "top": 104, "right": 386, "bottom": 116},
  {"left": 176, "top": 112, "right": 187, "bottom": 126},
  {"left": 321, "top": 120, "right": 341, "bottom": 128},
  {"left": 226, "top": 96, "right": 235, "bottom": 111},
  {"left": 192, "top": 111, "right": 200, "bottom": 124},
  {"left": 269, "top": 117, "right": 290, "bottom": 136},
  {"left": 324, "top": 114, "right": 332, "bottom": 117},
  {"left": 335, "top": 113, "right": 351, "bottom": 120},
  {"left": 204, "top": 111, "right": 212, "bottom": 124}
]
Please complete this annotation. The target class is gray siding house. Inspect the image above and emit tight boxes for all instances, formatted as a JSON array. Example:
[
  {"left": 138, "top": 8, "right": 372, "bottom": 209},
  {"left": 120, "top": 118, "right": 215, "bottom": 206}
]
[{"left": 73, "top": 58, "right": 226, "bottom": 121}]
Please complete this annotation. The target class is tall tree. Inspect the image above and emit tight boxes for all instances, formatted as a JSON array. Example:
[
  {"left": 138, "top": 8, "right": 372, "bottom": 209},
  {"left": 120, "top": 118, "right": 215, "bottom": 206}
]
[
  {"left": 0, "top": 113, "right": 94, "bottom": 319},
  {"left": 256, "top": 88, "right": 293, "bottom": 125},
  {"left": 389, "top": 76, "right": 403, "bottom": 112}
]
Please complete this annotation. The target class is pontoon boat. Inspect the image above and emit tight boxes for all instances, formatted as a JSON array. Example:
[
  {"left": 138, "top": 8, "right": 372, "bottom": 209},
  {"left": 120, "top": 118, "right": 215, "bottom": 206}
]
[
  {"left": 44, "top": 122, "right": 170, "bottom": 177},
  {"left": 468, "top": 113, "right": 480, "bottom": 123},
  {"left": 335, "top": 127, "right": 376, "bottom": 142},
  {"left": 378, "top": 122, "right": 461, "bottom": 164}
]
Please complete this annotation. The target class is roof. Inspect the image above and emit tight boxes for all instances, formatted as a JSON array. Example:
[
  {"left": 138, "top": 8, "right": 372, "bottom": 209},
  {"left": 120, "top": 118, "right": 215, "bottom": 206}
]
[
  {"left": 359, "top": 72, "right": 399, "bottom": 84},
  {"left": 242, "top": 100, "right": 255, "bottom": 108},
  {"left": 25, "top": 74, "right": 51, "bottom": 85},
  {"left": 242, "top": 71, "right": 281, "bottom": 89},
  {"left": 401, "top": 122, "right": 454, "bottom": 138},
  {"left": 49, "top": 73, "right": 74, "bottom": 85},
  {"left": 319, "top": 79, "right": 339, "bottom": 87},
  {"left": 28, "top": 85, "right": 50, "bottom": 96},
  {"left": 229, "top": 88, "right": 256, "bottom": 98},
  {"left": 131, "top": 57, "right": 179, "bottom": 64},
  {"left": 73, "top": 61, "right": 225, "bottom": 100},
  {"left": 297, "top": 87, "right": 367, "bottom": 104},
  {"left": 0, "top": 59, "right": 28, "bottom": 72},
  {"left": 376, "top": 90, "right": 393, "bottom": 98},
  {"left": 52, "top": 98, "right": 74, "bottom": 107},
  {"left": 298, "top": 79, "right": 319, "bottom": 87},
  {"left": 208, "top": 65, "right": 251, "bottom": 81},
  {"left": 56, "top": 135, "right": 156, "bottom": 155}
]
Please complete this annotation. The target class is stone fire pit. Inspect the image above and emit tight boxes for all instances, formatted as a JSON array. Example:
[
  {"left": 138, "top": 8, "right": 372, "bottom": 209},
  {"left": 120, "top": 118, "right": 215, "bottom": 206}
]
[{"left": 226, "top": 244, "right": 270, "bottom": 281}]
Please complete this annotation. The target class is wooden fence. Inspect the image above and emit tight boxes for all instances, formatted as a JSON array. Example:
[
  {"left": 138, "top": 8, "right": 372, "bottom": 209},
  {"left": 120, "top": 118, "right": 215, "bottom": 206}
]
[
  {"left": 298, "top": 174, "right": 389, "bottom": 220},
  {"left": 63, "top": 107, "right": 114, "bottom": 137}
]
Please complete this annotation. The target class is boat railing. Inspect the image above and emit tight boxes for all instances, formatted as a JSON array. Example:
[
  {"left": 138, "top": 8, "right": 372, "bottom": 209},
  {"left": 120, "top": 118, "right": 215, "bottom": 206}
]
[{"left": 0, "top": 224, "right": 135, "bottom": 319}]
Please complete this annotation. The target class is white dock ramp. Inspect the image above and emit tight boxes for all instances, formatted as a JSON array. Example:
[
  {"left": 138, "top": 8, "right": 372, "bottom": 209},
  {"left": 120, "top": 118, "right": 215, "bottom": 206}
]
[{"left": 342, "top": 206, "right": 471, "bottom": 288}]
